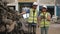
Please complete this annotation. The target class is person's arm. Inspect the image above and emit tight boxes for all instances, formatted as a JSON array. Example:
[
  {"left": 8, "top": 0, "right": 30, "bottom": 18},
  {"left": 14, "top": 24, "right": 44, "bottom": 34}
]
[
  {"left": 37, "top": 17, "right": 40, "bottom": 22},
  {"left": 37, "top": 11, "right": 41, "bottom": 27},
  {"left": 47, "top": 13, "right": 51, "bottom": 21},
  {"left": 21, "top": 10, "right": 26, "bottom": 15}
]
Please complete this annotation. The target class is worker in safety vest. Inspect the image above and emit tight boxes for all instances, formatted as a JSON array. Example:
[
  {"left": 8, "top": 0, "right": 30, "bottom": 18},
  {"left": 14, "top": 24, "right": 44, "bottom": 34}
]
[
  {"left": 38, "top": 5, "right": 51, "bottom": 34},
  {"left": 28, "top": 2, "right": 38, "bottom": 34}
]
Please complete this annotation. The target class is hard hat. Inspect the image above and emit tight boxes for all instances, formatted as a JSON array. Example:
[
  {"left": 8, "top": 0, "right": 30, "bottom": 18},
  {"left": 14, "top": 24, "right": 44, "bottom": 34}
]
[
  {"left": 42, "top": 5, "right": 47, "bottom": 9},
  {"left": 33, "top": 2, "right": 38, "bottom": 5}
]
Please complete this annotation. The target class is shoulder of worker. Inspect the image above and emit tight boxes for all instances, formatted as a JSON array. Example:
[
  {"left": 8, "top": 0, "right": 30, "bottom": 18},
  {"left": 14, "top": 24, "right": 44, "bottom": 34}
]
[
  {"left": 30, "top": 8, "right": 38, "bottom": 11},
  {"left": 39, "top": 12, "right": 50, "bottom": 15},
  {"left": 40, "top": 11, "right": 43, "bottom": 15},
  {"left": 30, "top": 8, "right": 34, "bottom": 11},
  {"left": 40, "top": 12, "right": 50, "bottom": 14},
  {"left": 46, "top": 12, "right": 51, "bottom": 16}
]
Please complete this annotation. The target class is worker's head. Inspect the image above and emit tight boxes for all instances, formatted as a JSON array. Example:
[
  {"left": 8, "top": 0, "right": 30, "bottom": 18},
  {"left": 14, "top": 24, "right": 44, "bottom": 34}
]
[
  {"left": 42, "top": 5, "right": 47, "bottom": 12},
  {"left": 32, "top": 2, "right": 38, "bottom": 9}
]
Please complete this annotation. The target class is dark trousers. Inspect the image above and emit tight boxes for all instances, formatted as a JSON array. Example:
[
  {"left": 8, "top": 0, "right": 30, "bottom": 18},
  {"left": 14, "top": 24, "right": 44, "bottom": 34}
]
[
  {"left": 41, "top": 27, "right": 49, "bottom": 34},
  {"left": 28, "top": 23, "right": 36, "bottom": 34}
]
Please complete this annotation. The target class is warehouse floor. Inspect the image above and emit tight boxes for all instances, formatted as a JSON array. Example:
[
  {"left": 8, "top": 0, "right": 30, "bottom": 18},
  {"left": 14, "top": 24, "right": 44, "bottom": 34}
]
[{"left": 36, "top": 24, "right": 60, "bottom": 34}]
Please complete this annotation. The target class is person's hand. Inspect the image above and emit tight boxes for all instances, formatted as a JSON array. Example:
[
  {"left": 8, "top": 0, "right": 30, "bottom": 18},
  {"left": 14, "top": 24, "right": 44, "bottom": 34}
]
[
  {"left": 38, "top": 25, "right": 39, "bottom": 28},
  {"left": 37, "top": 24, "right": 40, "bottom": 28}
]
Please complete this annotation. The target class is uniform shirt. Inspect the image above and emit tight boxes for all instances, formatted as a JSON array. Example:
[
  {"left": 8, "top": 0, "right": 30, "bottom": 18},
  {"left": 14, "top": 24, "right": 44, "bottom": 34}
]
[{"left": 39, "top": 12, "right": 51, "bottom": 18}]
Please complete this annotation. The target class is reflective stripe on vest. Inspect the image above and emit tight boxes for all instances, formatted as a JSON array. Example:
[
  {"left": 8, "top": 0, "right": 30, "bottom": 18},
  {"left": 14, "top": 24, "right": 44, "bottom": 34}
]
[
  {"left": 40, "top": 12, "right": 50, "bottom": 27},
  {"left": 28, "top": 8, "right": 37, "bottom": 23}
]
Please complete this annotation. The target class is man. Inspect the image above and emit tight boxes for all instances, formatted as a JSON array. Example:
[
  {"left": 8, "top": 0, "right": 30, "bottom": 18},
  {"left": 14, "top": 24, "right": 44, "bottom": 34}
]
[
  {"left": 28, "top": 2, "right": 38, "bottom": 34},
  {"left": 38, "top": 5, "right": 51, "bottom": 34}
]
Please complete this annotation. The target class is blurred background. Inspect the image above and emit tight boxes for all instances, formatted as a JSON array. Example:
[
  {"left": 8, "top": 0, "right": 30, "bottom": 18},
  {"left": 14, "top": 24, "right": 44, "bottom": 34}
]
[{"left": 0, "top": 0, "right": 60, "bottom": 34}]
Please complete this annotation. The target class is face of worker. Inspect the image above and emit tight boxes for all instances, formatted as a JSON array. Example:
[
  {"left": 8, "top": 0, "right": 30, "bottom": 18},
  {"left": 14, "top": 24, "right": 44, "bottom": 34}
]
[
  {"left": 33, "top": 5, "right": 37, "bottom": 9},
  {"left": 42, "top": 8, "right": 47, "bottom": 12}
]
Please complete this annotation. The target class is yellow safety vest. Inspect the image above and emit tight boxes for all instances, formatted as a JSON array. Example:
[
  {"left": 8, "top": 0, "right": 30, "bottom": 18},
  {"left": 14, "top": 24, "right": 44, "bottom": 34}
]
[
  {"left": 28, "top": 8, "right": 38, "bottom": 23},
  {"left": 40, "top": 12, "right": 50, "bottom": 27}
]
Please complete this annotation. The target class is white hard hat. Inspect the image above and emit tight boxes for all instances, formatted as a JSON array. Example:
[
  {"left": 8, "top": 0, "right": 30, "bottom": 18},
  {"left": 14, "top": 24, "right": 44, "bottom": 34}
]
[
  {"left": 43, "top": 5, "right": 47, "bottom": 9},
  {"left": 33, "top": 2, "right": 38, "bottom": 5}
]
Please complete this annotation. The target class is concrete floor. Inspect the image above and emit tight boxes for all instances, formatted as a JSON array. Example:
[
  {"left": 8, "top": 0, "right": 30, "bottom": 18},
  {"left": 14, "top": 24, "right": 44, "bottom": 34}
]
[{"left": 36, "top": 24, "right": 60, "bottom": 34}]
